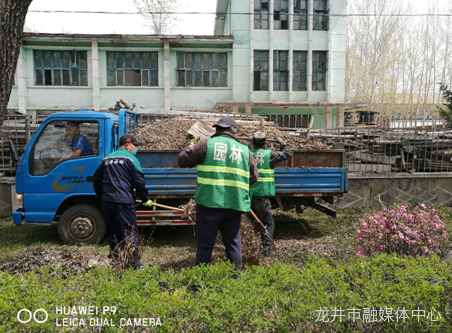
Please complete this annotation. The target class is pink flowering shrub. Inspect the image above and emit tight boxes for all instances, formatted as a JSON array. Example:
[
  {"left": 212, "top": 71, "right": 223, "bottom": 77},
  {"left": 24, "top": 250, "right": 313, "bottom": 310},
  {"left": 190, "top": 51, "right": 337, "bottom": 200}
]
[{"left": 356, "top": 205, "right": 450, "bottom": 257}]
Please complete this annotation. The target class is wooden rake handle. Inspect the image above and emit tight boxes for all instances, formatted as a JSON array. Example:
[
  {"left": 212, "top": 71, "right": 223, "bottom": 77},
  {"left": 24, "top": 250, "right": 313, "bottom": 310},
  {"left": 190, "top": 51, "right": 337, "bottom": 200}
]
[{"left": 136, "top": 200, "right": 185, "bottom": 212}]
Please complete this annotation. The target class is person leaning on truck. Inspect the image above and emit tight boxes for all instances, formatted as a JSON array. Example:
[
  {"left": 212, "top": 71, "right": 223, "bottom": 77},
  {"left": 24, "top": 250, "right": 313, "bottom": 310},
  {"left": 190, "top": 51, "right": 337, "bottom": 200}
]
[
  {"left": 248, "top": 131, "right": 291, "bottom": 256},
  {"left": 92, "top": 135, "right": 153, "bottom": 268},
  {"left": 178, "top": 117, "right": 259, "bottom": 271}
]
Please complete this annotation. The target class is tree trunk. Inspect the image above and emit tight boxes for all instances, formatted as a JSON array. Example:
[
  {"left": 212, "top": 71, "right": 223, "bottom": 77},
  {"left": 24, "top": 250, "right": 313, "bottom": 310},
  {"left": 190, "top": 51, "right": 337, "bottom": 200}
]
[{"left": 0, "top": 0, "right": 33, "bottom": 130}]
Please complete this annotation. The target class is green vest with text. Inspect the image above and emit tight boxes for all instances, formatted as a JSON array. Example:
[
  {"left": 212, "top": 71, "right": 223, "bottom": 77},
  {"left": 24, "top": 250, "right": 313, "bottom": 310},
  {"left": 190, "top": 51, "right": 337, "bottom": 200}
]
[
  {"left": 250, "top": 148, "right": 275, "bottom": 197},
  {"left": 195, "top": 136, "right": 251, "bottom": 212}
]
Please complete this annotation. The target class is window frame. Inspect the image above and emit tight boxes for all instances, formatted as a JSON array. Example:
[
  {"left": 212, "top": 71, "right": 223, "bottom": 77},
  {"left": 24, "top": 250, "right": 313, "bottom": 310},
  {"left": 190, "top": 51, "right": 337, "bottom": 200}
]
[
  {"left": 34, "top": 50, "right": 88, "bottom": 86},
  {"left": 106, "top": 51, "right": 159, "bottom": 87},
  {"left": 294, "top": 0, "right": 309, "bottom": 30},
  {"left": 312, "top": 51, "right": 328, "bottom": 91},
  {"left": 29, "top": 120, "right": 100, "bottom": 176},
  {"left": 293, "top": 51, "right": 308, "bottom": 91},
  {"left": 273, "top": 50, "right": 289, "bottom": 91},
  {"left": 254, "top": 0, "right": 269, "bottom": 29},
  {"left": 273, "top": 0, "right": 289, "bottom": 30},
  {"left": 254, "top": 50, "right": 269, "bottom": 91},
  {"left": 176, "top": 52, "right": 228, "bottom": 88},
  {"left": 313, "top": 0, "right": 329, "bottom": 31}
]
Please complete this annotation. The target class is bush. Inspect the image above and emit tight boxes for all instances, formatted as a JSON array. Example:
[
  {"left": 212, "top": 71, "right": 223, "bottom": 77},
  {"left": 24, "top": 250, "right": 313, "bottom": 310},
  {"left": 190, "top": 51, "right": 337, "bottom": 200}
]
[
  {"left": 0, "top": 256, "right": 451, "bottom": 332},
  {"left": 357, "top": 205, "right": 450, "bottom": 258}
]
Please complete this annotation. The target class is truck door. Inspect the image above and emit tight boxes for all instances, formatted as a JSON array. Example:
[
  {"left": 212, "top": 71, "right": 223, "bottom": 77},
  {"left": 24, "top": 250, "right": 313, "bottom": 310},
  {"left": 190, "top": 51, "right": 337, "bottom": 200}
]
[{"left": 23, "top": 119, "right": 104, "bottom": 222}]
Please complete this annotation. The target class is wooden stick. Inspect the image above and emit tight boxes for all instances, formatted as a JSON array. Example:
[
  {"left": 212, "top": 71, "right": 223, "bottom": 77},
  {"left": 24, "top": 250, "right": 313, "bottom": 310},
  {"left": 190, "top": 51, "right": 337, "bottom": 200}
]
[
  {"left": 136, "top": 200, "right": 185, "bottom": 212},
  {"left": 249, "top": 209, "right": 263, "bottom": 224}
]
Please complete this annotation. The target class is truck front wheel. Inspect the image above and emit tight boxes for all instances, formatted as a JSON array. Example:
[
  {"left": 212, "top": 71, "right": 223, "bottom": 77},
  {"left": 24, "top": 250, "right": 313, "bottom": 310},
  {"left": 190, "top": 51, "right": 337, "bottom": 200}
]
[{"left": 58, "top": 204, "right": 107, "bottom": 245}]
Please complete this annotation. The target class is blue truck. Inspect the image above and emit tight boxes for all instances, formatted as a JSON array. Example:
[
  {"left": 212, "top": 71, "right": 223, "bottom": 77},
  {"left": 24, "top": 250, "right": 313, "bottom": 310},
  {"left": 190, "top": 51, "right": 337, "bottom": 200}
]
[{"left": 12, "top": 110, "right": 348, "bottom": 245}]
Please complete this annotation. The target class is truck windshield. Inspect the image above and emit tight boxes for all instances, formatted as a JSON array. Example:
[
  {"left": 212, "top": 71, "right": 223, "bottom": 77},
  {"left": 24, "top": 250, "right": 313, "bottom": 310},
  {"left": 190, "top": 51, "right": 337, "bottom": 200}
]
[{"left": 31, "top": 121, "right": 99, "bottom": 175}]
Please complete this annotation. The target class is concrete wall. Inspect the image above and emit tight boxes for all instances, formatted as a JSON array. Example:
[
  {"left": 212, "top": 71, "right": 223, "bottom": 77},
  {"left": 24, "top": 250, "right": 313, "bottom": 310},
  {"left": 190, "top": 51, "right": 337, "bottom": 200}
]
[{"left": 338, "top": 174, "right": 452, "bottom": 209}]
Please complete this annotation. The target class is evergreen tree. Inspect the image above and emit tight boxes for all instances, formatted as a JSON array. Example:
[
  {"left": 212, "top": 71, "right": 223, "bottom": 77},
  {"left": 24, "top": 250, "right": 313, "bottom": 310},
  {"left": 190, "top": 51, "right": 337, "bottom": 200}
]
[{"left": 439, "top": 84, "right": 452, "bottom": 124}]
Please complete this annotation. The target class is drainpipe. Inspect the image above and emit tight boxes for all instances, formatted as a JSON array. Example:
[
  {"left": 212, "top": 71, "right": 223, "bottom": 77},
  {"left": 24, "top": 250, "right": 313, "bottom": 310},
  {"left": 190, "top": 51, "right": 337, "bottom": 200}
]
[
  {"left": 308, "top": 0, "right": 314, "bottom": 102},
  {"left": 327, "top": 0, "right": 332, "bottom": 103},
  {"left": 17, "top": 47, "right": 27, "bottom": 114},
  {"left": 164, "top": 42, "right": 170, "bottom": 110},
  {"left": 269, "top": 0, "right": 274, "bottom": 101},
  {"left": 250, "top": 0, "right": 255, "bottom": 103},
  {"left": 289, "top": 0, "right": 294, "bottom": 102},
  {"left": 91, "top": 41, "right": 100, "bottom": 111}
]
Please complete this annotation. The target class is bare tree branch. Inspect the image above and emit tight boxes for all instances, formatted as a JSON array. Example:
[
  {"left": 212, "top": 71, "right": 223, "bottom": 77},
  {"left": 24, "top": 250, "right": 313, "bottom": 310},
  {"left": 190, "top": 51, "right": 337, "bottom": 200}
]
[{"left": 133, "top": 0, "right": 179, "bottom": 35}]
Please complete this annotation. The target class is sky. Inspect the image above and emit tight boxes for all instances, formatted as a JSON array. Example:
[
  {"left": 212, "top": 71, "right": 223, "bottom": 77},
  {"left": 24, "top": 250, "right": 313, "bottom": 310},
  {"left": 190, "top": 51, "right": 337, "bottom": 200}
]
[
  {"left": 25, "top": 0, "right": 217, "bottom": 35},
  {"left": 24, "top": 0, "right": 450, "bottom": 36}
]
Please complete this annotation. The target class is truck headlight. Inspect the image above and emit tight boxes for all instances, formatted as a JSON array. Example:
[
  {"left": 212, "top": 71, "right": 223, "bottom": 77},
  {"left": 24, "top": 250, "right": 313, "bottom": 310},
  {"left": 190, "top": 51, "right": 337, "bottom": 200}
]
[{"left": 15, "top": 193, "right": 23, "bottom": 209}]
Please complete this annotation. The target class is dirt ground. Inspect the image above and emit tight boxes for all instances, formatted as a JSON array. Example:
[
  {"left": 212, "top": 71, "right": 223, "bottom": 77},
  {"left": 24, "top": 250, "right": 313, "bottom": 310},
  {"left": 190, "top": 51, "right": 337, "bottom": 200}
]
[{"left": 0, "top": 209, "right": 359, "bottom": 274}]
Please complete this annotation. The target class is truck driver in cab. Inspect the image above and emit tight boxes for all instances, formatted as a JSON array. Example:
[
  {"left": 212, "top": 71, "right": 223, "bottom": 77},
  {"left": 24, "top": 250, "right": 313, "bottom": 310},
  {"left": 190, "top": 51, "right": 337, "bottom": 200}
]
[{"left": 60, "top": 121, "right": 94, "bottom": 161}]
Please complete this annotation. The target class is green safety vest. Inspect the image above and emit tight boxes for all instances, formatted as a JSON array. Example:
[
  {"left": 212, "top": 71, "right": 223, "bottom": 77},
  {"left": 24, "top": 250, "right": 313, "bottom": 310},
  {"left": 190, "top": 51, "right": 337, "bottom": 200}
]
[
  {"left": 250, "top": 148, "right": 275, "bottom": 197},
  {"left": 195, "top": 136, "right": 251, "bottom": 212}
]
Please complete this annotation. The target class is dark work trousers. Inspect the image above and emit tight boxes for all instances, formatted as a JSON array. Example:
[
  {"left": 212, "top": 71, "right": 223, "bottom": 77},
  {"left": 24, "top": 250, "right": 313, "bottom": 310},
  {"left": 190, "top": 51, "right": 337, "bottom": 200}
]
[
  {"left": 101, "top": 201, "right": 140, "bottom": 266},
  {"left": 195, "top": 204, "right": 242, "bottom": 270},
  {"left": 251, "top": 197, "right": 275, "bottom": 255}
]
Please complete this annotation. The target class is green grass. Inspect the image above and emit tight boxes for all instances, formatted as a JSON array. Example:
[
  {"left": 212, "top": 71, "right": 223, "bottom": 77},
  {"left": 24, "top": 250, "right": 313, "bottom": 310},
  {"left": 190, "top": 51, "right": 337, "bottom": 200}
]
[{"left": 1, "top": 256, "right": 451, "bottom": 332}]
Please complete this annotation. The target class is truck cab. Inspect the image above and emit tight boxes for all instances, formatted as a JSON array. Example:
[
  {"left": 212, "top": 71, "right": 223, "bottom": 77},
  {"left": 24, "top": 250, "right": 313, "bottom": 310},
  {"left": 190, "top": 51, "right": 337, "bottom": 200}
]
[{"left": 13, "top": 111, "right": 131, "bottom": 244}]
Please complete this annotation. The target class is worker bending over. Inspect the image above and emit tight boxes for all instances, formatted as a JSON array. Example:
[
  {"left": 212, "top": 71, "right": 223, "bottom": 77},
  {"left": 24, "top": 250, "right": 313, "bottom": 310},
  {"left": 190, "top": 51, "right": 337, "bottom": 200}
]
[
  {"left": 93, "top": 135, "right": 153, "bottom": 268},
  {"left": 178, "top": 117, "right": 259, "bottom": 270},
  {"left": 249, "top": 132, "right": 291, "bottom": 255}
]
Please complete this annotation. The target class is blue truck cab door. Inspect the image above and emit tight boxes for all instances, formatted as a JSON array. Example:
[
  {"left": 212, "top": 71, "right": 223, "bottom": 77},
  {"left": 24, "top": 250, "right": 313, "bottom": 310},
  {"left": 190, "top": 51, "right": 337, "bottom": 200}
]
[{"left": 21, "top": 116, "right": 105, "bottom": 223}]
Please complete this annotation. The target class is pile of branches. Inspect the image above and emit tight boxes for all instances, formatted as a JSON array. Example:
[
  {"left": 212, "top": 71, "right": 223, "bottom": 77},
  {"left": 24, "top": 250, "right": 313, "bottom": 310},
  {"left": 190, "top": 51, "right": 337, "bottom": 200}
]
[
  {"left": 1, "top": 246, "right": 110, "bottom": 275},
  {"left": 134, "top": 118, "right": 330, "bottom": 150}
]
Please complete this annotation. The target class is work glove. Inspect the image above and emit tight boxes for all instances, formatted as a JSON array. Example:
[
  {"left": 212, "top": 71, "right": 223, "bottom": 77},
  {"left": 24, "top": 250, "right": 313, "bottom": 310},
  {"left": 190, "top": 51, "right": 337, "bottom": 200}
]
[
  {"left": 189, "top": 136, "right": 201, "bottom": 147},
  {"left": 143, "top": 199, "right": 153, "bottom": 207},
  {"left": 274, "top": 137, "right": 284, "bottom": 144}
]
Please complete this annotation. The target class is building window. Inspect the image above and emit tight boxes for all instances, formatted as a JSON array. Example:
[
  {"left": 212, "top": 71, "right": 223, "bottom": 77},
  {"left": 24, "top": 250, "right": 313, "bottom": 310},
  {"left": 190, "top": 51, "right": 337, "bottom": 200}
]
[
  {"left": 294, "top": 0, "right": 308, "bottom": 30},
  {"left": 107, "top": 52, "right": 158, "bottom": 86},
  {"left": 273, "top": 51, "right": 288, "bottom": 91},
  {"left": 254, "top": 0, "right": 269, "bottom": 29},
  {"left": 314, "top": 0, "right": 329, "bottom": 31},
  {"left": 293, "top": 51, "right": 307, "bottom": 91},
  {"left": 254, "top": 50, "right": 269, "bottom": 91},
  {"left": 274, "top": 0, "right": 289, "bottom": 30},
  {"left": 34, "top": 50, "right": 88, "bottom": 86},
  {"left": 312, "top": 51, "right": 327, "bottom": 91},
  {"left": 177, "top": 52, "right": 227, "bottom": 87}
]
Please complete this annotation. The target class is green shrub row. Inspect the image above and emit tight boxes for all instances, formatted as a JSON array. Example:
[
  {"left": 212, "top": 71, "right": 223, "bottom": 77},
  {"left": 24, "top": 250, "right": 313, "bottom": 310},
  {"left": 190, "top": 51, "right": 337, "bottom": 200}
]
[{"left": 1, "top": 255, "right": 451, "bottom": 332}]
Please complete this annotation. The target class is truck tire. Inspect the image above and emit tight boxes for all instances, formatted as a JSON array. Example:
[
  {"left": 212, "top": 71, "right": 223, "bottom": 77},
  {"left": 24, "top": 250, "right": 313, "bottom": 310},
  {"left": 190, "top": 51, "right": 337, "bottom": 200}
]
[{"left": 58, "top": 204, "right": 107, "bottom": 245}]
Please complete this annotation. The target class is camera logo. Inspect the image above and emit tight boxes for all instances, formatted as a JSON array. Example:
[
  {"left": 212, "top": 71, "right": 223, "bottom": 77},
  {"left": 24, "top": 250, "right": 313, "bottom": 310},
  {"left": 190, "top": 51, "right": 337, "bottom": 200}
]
[{"left": 17, "top": 309, "right": 48, "bottom": 324}]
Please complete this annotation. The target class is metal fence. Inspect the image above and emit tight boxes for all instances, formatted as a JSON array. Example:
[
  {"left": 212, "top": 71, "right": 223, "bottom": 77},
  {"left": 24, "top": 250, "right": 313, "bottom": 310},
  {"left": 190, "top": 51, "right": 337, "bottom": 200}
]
[
  {"left": 1, "top": 110, "right": 451, "bottom": 176},
  {"left": 300, "top": 125, "right": 452, "bottom": 174},
  {"left": 0, "top": 111, "right": 52, "bottom": 176}
]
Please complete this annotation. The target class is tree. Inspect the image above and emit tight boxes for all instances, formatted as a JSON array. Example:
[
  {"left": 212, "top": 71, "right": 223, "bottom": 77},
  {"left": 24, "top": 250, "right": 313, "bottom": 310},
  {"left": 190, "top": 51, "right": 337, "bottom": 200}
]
[
  {"left": 0, "top": 0, "right": 33, "bottom": 124},
  {"left": 438, "top": 84, "right": 452, "bottom": 124},
  {"left": 133, "top": 0, "right": 179, "bottom": 35}
]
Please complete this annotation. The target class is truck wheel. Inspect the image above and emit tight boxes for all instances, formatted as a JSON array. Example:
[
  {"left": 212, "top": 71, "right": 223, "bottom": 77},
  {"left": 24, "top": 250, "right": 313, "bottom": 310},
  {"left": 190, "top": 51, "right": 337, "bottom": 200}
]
[{"left": 58, "top": 204, "right": 106, "bottom": 245}]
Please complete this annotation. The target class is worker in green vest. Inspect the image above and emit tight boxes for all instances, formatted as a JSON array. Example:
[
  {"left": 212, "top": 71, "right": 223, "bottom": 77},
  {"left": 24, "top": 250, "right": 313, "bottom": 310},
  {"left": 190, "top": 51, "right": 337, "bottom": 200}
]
[
  {"left": 178, "top": 117, "right": 259, "bottom": 271},
  {"left": 249, "top": 131, "right": 291, "bottom": 255}
]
